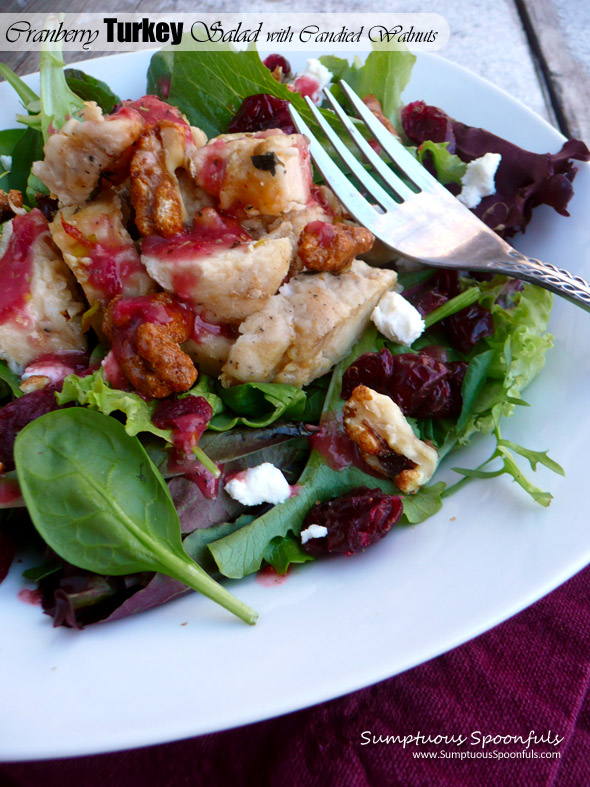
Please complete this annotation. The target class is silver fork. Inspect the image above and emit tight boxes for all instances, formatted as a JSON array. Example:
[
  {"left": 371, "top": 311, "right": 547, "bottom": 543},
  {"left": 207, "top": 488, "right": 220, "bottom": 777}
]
[{"left": 289, "top": 81, "right": 590, "bottom": 311}]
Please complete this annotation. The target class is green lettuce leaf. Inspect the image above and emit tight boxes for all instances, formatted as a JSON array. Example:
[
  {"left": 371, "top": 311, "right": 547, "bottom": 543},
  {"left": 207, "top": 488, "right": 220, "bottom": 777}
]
[
  {"left": 416, "top": 140, "right": 466, "bottom": 185},
  {"left": 262, "top": 532, "right": 314, "bottom": 575},
  {"left": 147, "top": 43, "right": 332, "bottom": 140},
  {"left": 56, "top": 368, "right": 171, "bottom": 441},
  {"left": 210, "top": 382, "right": 307, "bottom": 431},
  {"left": 320, "top": 47, "right": 415, "bottom": 127}
]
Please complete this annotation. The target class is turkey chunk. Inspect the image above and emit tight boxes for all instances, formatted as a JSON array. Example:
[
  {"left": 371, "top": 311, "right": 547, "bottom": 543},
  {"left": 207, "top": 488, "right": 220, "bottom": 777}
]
[
  {"left": 191, "top": 131, "right": 311, "bottom": 216},
  {"left": 50, "top": 189, "right": 155, "bottom": 306},
  {"left": 343, "top": 385, "right": 438, "bottom": 493},
  {"left": 221, "top": 259, "right": 397, "bottom": 387},
  {"left": 183, "top": 333, "right": 236, "bottom": 377},
  {"left": 0, "top": 210, "right": 86, "bottom": 373},
  {"left": 141, "top": 212, "right": 291, "bottom": 324},
  {"left": 32, "top": 102, "right": 144, "bottom": 206}
]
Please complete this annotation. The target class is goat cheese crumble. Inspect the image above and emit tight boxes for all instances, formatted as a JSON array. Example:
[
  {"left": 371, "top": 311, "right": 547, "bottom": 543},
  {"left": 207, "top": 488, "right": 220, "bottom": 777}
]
[
  {"left": 371, "top": 290, "right": 425, "bottom": 346},
  {"left": 225, "top": 463, "right": 291, "bottom": 506},
  {"left": 457, "top": 152, "right": 502, "bottom": 209},
  {"left": 300, "top": 524, "right": 328, "bottom": 544}
]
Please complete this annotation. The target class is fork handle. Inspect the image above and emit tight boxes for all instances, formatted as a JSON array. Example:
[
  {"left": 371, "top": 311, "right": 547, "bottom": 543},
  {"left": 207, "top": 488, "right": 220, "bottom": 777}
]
[{"left": 492, "top": 250, "right": 590, "bottom": 311}]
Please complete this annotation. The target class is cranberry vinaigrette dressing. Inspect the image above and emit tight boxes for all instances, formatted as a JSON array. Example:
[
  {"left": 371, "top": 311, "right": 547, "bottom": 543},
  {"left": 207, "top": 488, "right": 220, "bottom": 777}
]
[
  {"left": 61, "top": 217, "right": 145, "bottom": 302},
  {"left": 123, "top": 95, "right": 194, "bottom": 145},
  {"left": 0, "top": 210, "right": 48, "bottom": 325}
]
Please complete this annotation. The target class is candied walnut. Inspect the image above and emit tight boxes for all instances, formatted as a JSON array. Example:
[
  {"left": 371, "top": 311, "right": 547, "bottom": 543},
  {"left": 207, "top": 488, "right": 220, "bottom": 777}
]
[
  {"left": 130, "top": 122, "right": 187, "bottom": 237},
  {"left": 298, "top": 220, "right": 374, "bottom": 273},
  {"left": 0, "top": 190, "right": 25, "bottom": 221},
  {"left": 362, "top": 95, "right": 399, "bottom": 138},
  {"left": 102, "top": 292, "right": 197, "bottom": 399},
  {"left": 343, "top": 384, "right": 438, "bottom": 493}
]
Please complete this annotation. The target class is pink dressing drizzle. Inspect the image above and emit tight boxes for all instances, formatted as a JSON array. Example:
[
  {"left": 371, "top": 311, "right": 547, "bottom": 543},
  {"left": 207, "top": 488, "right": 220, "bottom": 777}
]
[
  {"left": 61, "top": 218, "right": 145, "bottom": 302},
  {"left": 123, "top": 95, "right": 194, "bottom": 144},
  {"left": 255, "top": 565, "right": 291, "bottom": 586},
  {"left": 142, "top": 208, "right": 251, "bottom": 301},
  {"left": 0, "top": 209, "right": 48, "bottom": 325}
]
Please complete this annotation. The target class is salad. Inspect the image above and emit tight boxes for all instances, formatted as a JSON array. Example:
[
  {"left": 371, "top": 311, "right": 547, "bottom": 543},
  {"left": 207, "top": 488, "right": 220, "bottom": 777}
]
[{"left": 0, "top": 44, "right": 588, "bottom": 629}]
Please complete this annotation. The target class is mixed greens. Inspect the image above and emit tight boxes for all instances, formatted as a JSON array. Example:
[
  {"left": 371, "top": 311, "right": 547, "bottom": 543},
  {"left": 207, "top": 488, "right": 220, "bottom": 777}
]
[{"left": 0, "top": 43, "right": 586, "bottom": 628}]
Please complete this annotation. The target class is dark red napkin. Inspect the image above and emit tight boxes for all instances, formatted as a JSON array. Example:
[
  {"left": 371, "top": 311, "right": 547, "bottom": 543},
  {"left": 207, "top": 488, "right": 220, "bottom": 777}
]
[{"left": 3, "top": 564, "right": 590, "bottom": 786}]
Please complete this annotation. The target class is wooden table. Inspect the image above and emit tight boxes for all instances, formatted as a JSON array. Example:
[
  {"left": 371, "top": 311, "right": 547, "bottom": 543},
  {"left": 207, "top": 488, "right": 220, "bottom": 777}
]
[{"left": 2, "top": 0, "right": 590, "bottom": 142}]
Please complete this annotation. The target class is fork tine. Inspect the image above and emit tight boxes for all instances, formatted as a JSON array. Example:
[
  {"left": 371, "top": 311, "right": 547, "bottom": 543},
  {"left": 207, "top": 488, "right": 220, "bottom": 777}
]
[
  {"left": 288, "top": 104, "right": 381, "bottom": 228},
  {"left": 302, "top": 97, "right": 400, "bottom": 212},
  {"left": 339, "top": 80, "right": 449, "bottom": 195},
  {"left": 320, "top": 88, "right": 417, "bottom": 202}
]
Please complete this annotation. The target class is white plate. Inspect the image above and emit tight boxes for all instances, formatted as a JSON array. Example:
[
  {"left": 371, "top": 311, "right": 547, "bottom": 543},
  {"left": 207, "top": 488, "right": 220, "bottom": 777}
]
[{"left": 1, "top": 50, "right": 589, "bottom": 762}]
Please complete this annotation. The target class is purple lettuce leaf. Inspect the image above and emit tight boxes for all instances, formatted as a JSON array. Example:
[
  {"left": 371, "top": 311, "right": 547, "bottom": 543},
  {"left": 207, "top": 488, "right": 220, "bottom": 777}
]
[{"left": 401, "top": 100, "right": 590, "bottom": 238}]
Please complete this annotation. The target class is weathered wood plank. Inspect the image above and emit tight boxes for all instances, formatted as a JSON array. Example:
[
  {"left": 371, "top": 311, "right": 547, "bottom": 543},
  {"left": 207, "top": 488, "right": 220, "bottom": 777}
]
[{"left": 517, "top": 0, "right": 590, "bottom": 141}]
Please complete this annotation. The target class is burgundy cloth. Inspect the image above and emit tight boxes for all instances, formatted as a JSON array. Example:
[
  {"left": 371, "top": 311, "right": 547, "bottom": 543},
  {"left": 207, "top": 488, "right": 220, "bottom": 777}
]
[{"left": 3, "top": 564, "right": 590, "bottom": 786}]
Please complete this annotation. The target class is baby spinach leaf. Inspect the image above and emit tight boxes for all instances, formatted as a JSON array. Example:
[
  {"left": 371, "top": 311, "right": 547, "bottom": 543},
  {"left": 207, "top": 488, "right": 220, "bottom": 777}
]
[
  {"left": 64, "top": 68, "right": 121, "bottom": 114},
  {"left": 14, "top": 409, "right": 257, "bottom": 624}
]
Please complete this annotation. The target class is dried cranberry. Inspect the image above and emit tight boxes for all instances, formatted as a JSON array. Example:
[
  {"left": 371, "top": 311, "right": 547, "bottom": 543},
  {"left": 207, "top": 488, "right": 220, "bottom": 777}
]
[
  {"left": 434, "top": 361, "right": 468, "bottom": 418},
  {"left": 301, "top": 487, "right": 403, "bottom": 557},
  {"left": 228, "top": 94, "right": 296, "bottom": 135},
  {"left": 263, "top": 54, "right": 291, "bottom": 79},
  {"left": 342, "top": 348, "right": 395, "bottom": 400},
  {"left": 401, "top": 101, "right": 456, "bottom": 151},
  {"left": 342, "top": 349, "right": 466, "bottom": 419},
  {"left": 444, "top": 304, "right": 495, "bottom": 354},
  {"left": 0, "top": 389, "right": 61, "bottom": 471},
  {"left": 404, "top": 285, "right": 449, "bottom": 317},
  {"left": 403, "top": 269, "right": 460, "bottom": 317},
  {"left": 433, "top": 269, "right": 461, "bottom": 297},
  {"left": 152, "top": 395, "right": 212, "bottom": 456}
]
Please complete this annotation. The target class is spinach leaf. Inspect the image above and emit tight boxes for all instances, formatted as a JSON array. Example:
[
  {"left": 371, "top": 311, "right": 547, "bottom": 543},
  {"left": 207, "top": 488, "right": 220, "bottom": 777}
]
[
  {"left": 14, "top": 409, "right": 257, "bottom": 624},
  {"left": 64, "top": 69, "right": 121, "bottom": 114}
]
